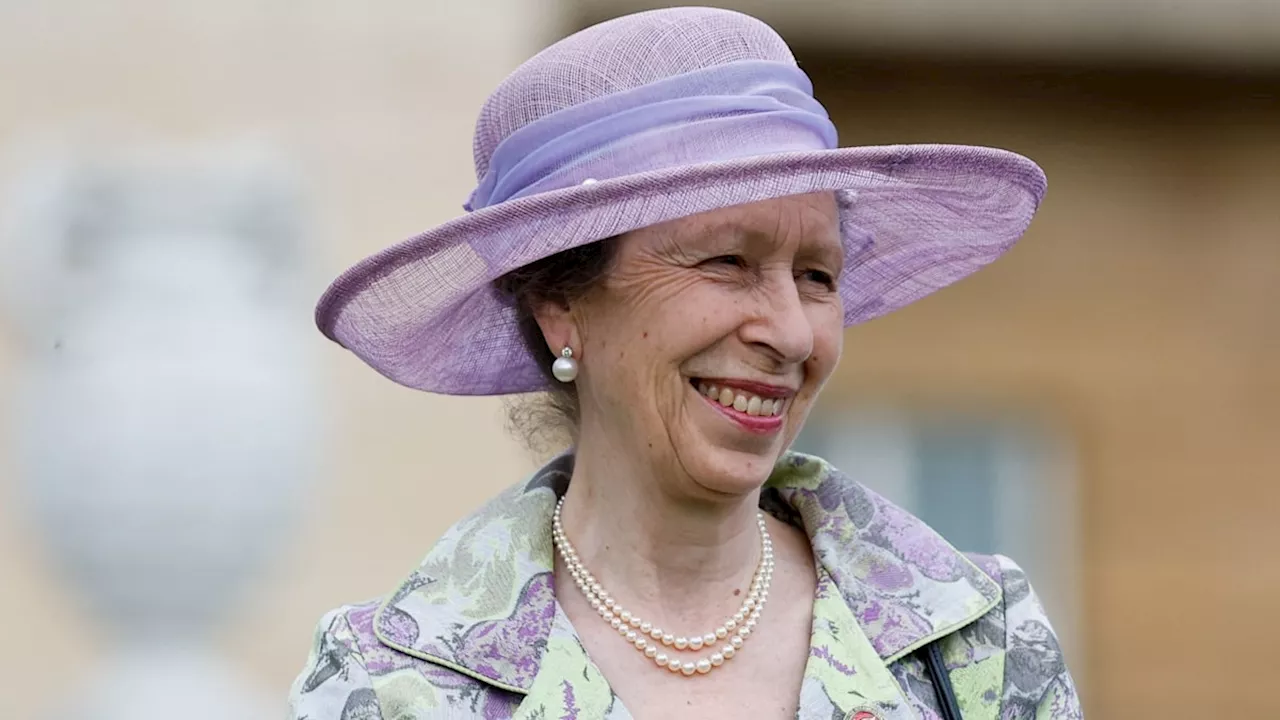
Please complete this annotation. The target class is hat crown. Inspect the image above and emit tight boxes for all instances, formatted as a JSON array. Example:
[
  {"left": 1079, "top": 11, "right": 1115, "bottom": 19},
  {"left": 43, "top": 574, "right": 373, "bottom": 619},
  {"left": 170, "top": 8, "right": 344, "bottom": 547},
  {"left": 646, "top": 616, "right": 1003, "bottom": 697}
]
[{"left": 472, "top": 7, "right": 797, "bottom": 180}]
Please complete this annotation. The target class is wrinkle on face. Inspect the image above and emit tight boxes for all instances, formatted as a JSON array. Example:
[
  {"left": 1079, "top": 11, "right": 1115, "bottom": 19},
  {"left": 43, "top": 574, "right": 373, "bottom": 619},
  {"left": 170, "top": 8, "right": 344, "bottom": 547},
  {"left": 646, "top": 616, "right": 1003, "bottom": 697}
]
[{"left": 570, "top": 192, "right": 845, "bottom": 501}]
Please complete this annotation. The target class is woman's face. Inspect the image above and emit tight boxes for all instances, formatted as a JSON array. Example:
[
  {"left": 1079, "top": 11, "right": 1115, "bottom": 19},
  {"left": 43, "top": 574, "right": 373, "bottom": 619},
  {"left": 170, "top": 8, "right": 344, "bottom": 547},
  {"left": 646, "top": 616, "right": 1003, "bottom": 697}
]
[{"left": 560, "top": 192, "right": 844, "bottom": 498}]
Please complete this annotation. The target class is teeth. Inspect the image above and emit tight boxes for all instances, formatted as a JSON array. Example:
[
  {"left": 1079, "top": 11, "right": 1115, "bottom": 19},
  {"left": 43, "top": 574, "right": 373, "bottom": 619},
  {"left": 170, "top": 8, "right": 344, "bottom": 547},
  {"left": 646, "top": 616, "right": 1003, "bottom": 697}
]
[{"left": 696, "top": 381, "right": 785, "bottom": 417}]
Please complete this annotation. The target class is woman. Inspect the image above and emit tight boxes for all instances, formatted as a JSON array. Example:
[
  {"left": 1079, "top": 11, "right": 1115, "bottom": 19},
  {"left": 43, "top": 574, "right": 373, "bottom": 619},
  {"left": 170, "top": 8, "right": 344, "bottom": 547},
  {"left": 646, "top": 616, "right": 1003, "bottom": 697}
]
[{"left": 291, "top": 7, "right": 1080, "bottom": 720}]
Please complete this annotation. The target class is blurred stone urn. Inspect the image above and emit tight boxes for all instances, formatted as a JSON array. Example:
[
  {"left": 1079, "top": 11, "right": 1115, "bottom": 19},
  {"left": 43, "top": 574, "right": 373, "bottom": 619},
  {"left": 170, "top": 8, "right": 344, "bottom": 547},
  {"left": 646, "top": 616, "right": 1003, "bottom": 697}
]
[{"left": 1, "top": 143, "right": 320, "bottom": 719}]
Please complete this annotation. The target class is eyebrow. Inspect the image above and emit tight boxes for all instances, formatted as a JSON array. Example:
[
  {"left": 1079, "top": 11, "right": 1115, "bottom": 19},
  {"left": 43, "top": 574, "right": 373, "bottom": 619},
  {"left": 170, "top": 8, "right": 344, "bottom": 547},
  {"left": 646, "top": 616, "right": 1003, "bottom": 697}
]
[{"left": 807, "top": 238, "right": 845, "bottom": 272}]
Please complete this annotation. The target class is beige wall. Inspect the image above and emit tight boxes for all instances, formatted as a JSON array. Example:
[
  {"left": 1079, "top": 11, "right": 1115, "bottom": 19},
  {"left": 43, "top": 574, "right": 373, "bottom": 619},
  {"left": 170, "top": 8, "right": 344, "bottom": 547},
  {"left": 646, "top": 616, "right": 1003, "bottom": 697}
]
[
  {"left": 805, "top": 57, "right": 1280, "bottom": 717},
  {"left": 576, "top": 0, "right": 1280, "bottom": 65},
  {"left": 0, "top": 3, "right": 561, "bottom": 717}
]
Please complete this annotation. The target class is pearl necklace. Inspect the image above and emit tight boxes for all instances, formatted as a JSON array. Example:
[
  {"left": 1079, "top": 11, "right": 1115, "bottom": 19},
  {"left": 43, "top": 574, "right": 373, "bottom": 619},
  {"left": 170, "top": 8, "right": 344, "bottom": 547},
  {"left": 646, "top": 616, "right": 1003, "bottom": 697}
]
[{"left": 552, "top": 497, "right": 774, "bottom": 676}]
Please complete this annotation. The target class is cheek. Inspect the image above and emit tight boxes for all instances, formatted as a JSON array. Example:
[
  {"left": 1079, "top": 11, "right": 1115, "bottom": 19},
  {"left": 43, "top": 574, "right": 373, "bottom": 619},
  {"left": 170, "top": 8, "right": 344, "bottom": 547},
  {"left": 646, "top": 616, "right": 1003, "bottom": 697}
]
[{"left": 643, "top": 288, "right": 740, "bottom": 358}]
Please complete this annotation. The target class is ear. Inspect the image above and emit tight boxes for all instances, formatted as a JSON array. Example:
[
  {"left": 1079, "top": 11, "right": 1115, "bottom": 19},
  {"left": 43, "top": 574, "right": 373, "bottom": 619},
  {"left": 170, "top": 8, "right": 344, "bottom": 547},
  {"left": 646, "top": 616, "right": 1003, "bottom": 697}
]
[{"left": 531, "top": 298, "right": 582, "bottom": 358}]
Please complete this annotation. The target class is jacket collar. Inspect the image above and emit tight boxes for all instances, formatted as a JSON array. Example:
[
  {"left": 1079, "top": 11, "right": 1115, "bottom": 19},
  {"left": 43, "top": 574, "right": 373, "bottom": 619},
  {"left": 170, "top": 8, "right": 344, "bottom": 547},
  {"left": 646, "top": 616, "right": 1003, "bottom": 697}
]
[{"left": 373, "top": 452, "right": 1000, "bottom": 694}]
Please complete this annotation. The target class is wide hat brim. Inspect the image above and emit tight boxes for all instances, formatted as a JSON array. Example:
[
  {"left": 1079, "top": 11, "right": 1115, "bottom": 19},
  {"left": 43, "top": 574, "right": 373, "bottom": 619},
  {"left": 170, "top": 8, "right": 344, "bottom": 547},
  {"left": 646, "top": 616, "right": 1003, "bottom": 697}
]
[{"left": 316, "top": 143, "right": 1045, "bottom": 395}]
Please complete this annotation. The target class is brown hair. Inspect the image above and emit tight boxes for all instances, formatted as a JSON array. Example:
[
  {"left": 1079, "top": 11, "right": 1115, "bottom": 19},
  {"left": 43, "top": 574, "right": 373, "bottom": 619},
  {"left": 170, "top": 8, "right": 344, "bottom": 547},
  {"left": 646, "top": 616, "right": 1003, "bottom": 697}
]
[{"left": 493, "top": 236, "right": 619, "bottom": 450}]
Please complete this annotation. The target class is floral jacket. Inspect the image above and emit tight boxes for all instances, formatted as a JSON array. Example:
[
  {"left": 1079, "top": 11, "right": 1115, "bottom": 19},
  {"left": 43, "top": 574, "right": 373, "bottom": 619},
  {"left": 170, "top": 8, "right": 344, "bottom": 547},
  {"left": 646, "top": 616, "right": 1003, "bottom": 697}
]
[{"left": 289, "top": 453, "right": 1081, "bottom": 719}]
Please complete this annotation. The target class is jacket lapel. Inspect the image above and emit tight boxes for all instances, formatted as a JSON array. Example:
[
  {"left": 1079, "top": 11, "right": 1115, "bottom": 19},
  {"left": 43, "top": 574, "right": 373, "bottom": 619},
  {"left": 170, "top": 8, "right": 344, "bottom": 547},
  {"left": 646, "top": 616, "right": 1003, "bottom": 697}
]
[
  {"left": 765, "top": 453, "right": 1001, "bottom": 663},
  {"left": 372, "top": 455, "right": 572, "bottom": 693}
]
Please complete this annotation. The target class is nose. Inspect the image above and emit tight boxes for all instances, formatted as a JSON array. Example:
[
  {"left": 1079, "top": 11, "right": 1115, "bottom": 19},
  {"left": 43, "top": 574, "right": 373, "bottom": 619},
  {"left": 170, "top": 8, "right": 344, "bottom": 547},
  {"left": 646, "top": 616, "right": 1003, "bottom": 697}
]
[{"left": 738, "top": 272, "right": 813, "bottom": 365}]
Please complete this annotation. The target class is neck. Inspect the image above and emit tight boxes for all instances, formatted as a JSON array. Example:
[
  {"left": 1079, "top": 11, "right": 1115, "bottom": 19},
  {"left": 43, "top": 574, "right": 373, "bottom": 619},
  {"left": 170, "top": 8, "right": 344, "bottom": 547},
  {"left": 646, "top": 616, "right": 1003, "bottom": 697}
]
[{"left": 558, "top": 440, "right": 764, "bottom": 629}]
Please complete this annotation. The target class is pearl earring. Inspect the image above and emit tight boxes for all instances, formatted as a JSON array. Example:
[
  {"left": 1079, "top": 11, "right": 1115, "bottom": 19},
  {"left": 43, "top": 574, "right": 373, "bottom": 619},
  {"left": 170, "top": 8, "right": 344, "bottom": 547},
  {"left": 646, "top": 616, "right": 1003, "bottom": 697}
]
[{"left": 551, "top": 346, "right": 579, "bottom": 383}]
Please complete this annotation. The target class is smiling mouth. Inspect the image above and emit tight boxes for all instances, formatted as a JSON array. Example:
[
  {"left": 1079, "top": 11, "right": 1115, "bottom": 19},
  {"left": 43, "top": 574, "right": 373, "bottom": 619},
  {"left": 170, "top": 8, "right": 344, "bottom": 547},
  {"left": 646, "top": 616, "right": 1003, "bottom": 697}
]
[{"left": 691, "top": 379, "right": 788, "bottom": 417}]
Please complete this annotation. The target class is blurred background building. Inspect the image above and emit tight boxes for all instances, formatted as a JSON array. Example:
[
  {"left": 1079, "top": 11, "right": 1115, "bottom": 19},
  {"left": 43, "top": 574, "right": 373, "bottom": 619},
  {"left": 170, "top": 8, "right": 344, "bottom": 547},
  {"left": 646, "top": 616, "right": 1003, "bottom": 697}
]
[{"left": 0, "top": 1, "right": 1276, "bottom": 717}]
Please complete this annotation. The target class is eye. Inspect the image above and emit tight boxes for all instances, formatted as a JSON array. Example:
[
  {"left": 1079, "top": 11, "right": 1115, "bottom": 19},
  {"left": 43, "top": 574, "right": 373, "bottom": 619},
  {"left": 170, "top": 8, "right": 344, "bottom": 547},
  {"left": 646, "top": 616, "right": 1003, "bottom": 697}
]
[
  {"left": 705, "top": 255, "right": 745, "bottom": 268},
  {"left": 800, "top": 269, "right": 836, "bottom": 290}
]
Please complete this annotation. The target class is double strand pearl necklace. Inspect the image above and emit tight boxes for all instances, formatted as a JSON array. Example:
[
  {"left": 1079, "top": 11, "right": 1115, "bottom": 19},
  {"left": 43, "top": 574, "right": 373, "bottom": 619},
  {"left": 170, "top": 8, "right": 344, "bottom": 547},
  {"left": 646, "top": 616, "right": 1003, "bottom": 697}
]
[{"left": 551, "top": 497, "right": 774, "bottom": 677}]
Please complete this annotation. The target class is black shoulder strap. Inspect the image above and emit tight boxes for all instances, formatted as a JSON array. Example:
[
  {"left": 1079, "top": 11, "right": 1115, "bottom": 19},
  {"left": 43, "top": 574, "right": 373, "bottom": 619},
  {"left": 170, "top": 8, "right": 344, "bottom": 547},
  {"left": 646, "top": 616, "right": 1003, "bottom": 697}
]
[{"left": 918, "top": 640, "right": 963, "bottom": 720}]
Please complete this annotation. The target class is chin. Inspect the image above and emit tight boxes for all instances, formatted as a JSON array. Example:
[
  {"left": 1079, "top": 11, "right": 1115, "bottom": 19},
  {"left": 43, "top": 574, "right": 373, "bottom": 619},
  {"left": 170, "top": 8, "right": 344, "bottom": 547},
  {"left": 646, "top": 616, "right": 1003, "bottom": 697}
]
[{"left": 681, "top": 444, "right": 782, "bottom": 498}]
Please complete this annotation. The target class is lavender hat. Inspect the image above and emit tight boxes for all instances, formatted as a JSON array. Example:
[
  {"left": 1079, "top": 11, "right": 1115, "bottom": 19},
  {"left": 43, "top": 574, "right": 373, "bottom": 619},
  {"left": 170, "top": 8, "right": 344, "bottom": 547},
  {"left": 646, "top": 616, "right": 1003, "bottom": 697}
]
[{"left": 317, "top": 7, "right": 1046, "bottom": 395}]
